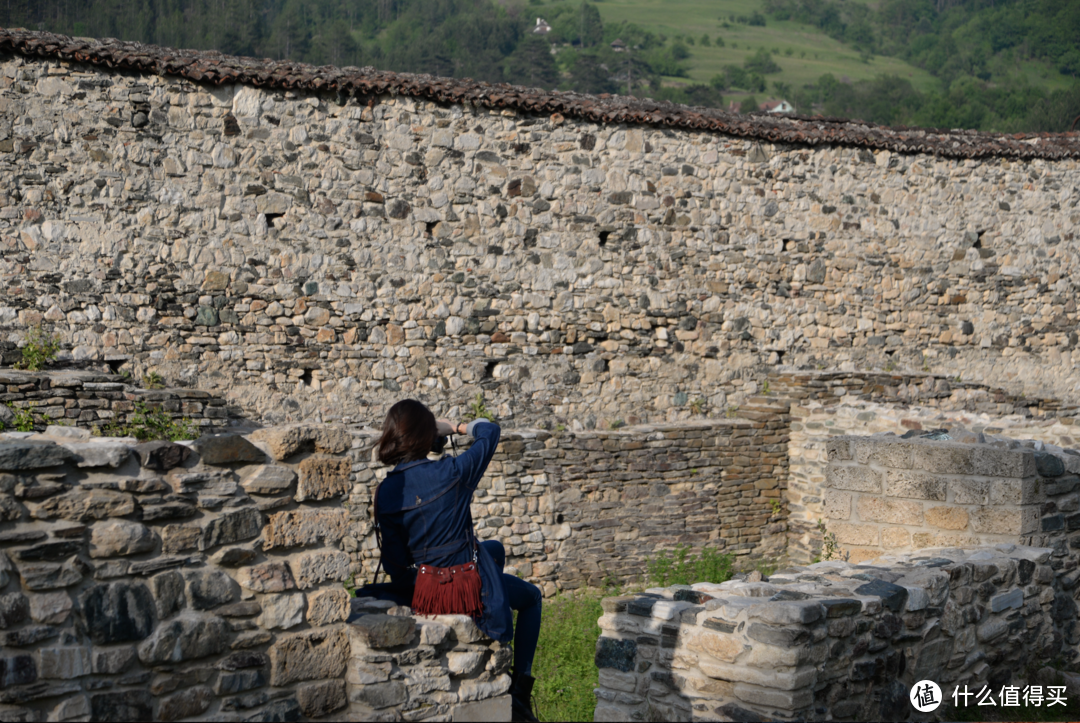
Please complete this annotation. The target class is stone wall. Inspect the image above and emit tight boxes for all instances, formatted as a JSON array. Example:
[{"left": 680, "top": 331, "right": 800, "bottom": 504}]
[
  {"left": 824, "top": 434, "right": 1080, "bottom": 563},
  {"left": 0, "top": 369, "right": 244, "bottom": 431},
  {"left": 0, "top": 425, "right": 513, "bottom": 722},
  {"left": 594, "top": 544, "right": 1076, "bottom": 722},
  {"left": 1, "top": 53, "right": 1080, "bottom": 430}
]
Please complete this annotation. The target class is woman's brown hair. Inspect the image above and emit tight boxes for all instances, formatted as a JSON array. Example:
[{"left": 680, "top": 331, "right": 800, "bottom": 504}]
[{"left": 377, "top": 399, "right": 437, "bottom": 466}]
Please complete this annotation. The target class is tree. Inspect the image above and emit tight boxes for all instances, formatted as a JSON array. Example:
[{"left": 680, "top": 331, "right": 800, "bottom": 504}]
[
  {"left": 744, "top": 48, "right": 781, "bottom": 74},
  {"left": 567, "top": 52, "right": 616, "bottom": 94},
  {"left": 506, "top": 34, "right": 559, "bottom": 88}
]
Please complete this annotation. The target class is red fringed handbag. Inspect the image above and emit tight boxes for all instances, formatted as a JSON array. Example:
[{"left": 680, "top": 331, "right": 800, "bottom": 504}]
[{"left": 372, "top": 479, "right": 484, "bottom": 619}]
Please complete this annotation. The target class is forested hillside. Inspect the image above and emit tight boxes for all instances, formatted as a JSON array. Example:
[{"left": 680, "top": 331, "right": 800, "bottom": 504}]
[{"left": 3, "top": 0, "right": 1078, "bottom": 132}]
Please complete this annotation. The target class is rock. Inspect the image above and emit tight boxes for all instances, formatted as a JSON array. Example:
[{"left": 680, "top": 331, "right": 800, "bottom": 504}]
[
  {"left": 289, "top": 551, "right": 349, "bottom": 589},
  {"left": 296, "top": 679, "right": 346, "bottom": 718},
  {"left": 34, "top": 489, "right": 136, "bottom": 521},
  {"left": 268, "top": 626, "right": 348, "bottom": 686},
  {"left": 0, "top": 592, "right": 29, "bottom": 628},
  {"left": 854, "top": 579, "right": 910, "bottom": 613},
  {"left": 91, "top": 647, "right": 136, "bottom": 674},
  {"left": 193, "top": 434, "right": 265, "bottom": 465},
  {"left": 218, "top": 601, "right": 262, "bottom": 617},
  {"left": 218, "top": 651, "right": 269, "bottom": 670},
  {"left": 5, "top": 624, "right": 62, "bottom": 647},
  {"left": 216, "top": 669, "right": 266, "bottom": 695},
  {"left": 264, "top": 508, "right": 350, "bottom": 549},
  {"left": 239, "top": 562, "right": 296, "bottom": 593},
  {"left": 0, "top": 494, "right": 26, "bottom": 521},
  {"left": 240, "top": 465, "right": 296, "bottom": 494},
  {"left": 0, "top": 441, "right": 72, "bottom": 471},
  {"left": 307, "top": 588, "right": 349, "bottom": 626},
  {"left": 38, "top": 647, "right": 91, "bottom": 678},
  {"left": 232, "top": 630, "right": 274, "bottom": 650},
  {"left": 203, "top": 270, "right": 230, "bottom": 291},
  {"left": 212, "top": 547, "right": 258, "bottom": 567},
  {"left": 0, "top": 404, "right": 13, "bottom": 426},
  {"left": 90, "top": 691, "right": 152, "bottom": 722},
  {"left": 161, "top": 524, "right": 201, "bottom": 554},
  {"left": 249, "top": 425, "right": 350, "bottom": 460},
  {"left": 595, "top": 637, "right": 637, "bottom": 673},
  {"left": 137, "top": 613, "right": 229, "bottom": 664},
  {"left": 19, "top": 560, "right": 83, "bottom": 590},
  {"left": 295, "top": 455, "right": 351, "bottom": 502},
  {"left": 257, "top": 593, "right": 305, "bottom": 630},
  {"left": 242, "top": 698, "right": 301, "bottom": 722},
  {"left": 28, "top": 592, "right": 72, "bottom": 624},
  {"left": 65, "top": 441, "right": 130, "bottom": 468},
  {"left": 158, "top": 685, "right": 213, "bottom": 721},
  {"left": 0, "top": 551, "right": 10, "bottom": 587},
  {"left": 0, "top": 654, "right": 37, "bottom": 687},
  {"left": 133, "top": 441, "right": 192, "bottom": 471},
  {"left": 80, "top": 581, "right": 157, "bottom": 644},
  {"left": 458, "top": 674, "right": 511, "bottom": 701},
  {"left": 141, "top": 499, "right": 197, "bottom": 522},
  {"left": 351, "top": 680, "right": 406, "bottom": 709},
  {"left": 185, "top": 569, "right": 237, "bottom": 609},
  {"left": 1036, "top": 452, "right": 1065, "bottom": 477},
  {"left": 51, "top": 694, "right": 91, "bottom": 721},
  {"left": 447, "top": 650, "right": 486, "bottom": 677},
  {"left": 89, "top": 520, "right": 157, "bottom": 558},
  {"left": 350, "top": 614, "right": 417, "bottom": 649},
  {"left": 13, "top": 541, "right": 81, "bottom": 562},
  {"left": 201, "top": 507, "right": 262, "bottom": 550}
]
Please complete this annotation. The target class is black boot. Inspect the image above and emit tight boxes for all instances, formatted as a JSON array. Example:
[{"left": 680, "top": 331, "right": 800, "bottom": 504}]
[{"left": 510, "top": 670, "right": 539, "bottom": 722}]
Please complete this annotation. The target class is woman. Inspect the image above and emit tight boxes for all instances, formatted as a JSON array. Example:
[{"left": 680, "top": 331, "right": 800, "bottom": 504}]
[{"left": 358, "top": 399, "right": 542, "bottom": 723}]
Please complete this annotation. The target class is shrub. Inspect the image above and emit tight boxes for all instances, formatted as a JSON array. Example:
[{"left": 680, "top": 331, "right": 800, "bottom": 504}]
[
  {"left": 647, "top": 545, "right": 734, "bottom": 586},
  {"left": 100, "top": 401, "right": 199, "bottom": 441},
  {"left": 15, "top": 327, "right": 61, "bottom": 371}
]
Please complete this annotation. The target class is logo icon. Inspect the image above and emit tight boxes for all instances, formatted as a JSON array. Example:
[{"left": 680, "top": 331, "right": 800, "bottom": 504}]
[{"left": 911, "top": 680, "right": 942, "bottom": 712}]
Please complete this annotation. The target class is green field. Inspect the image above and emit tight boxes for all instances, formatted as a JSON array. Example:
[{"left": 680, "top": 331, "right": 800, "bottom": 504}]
[{"left": 583, "top": 0, "right": 938, "bottom": 92}]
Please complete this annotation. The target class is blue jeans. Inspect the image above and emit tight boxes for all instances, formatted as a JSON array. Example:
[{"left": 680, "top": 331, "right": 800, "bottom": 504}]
[{"left": 481, "top": 540, "right": 542, "bottom": 676}]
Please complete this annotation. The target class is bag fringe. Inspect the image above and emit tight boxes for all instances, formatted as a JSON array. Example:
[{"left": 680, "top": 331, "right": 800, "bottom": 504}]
[{"left": 413, "top": 562, "right": 483, "bottom": 618}]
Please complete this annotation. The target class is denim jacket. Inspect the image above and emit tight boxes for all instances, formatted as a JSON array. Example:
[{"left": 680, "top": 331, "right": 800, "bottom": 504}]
[{"left": 361, "top": 420, "right": 512, "bottom": 643}]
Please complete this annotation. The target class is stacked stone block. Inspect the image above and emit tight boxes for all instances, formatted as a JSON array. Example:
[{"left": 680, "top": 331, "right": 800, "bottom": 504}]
[
  {"left": 0, "top": 369, "right": 243, "bottom": 430},
  {"left": 595, "top": 544, "right": 1076, "bottom": 722},
  {"left": 824, "top": 435, "right": 1080, "bottom": 562}
]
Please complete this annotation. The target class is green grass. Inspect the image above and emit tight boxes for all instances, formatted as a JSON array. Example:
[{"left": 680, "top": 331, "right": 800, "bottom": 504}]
[
  {"left": 558, "top": 0, "right": 939, "bottom": 92},
  {"left": 533, "top": 595, "right": 605, "bottom": 723}
]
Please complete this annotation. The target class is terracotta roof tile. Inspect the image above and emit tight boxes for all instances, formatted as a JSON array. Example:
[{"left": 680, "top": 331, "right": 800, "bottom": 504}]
[{"left": 3, "top": 27, "right": 1079, "bottom": 160}]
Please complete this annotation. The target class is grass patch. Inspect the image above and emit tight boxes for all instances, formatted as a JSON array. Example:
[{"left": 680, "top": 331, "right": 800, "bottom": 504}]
[
  {"left": 533, "top": 594, "right": 604, "bottom": 723},
  {"left": 647, "top": 544, "right": 735, "bottom": 586}
]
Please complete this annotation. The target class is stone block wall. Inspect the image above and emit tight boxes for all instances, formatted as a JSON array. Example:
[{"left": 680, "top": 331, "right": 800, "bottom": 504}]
[
  {"left": 0, "top": 369, "right": 245, "bottom": 431},
  {"left": 594, "top": 545, "right": 1078, "bottom": 722},
  {"left": 0, "top": 425, "right": 507, "bottom": 721},
  {"left": 824, "top": 434, "right": 1080, "bottom": 563},
  {"left": 1, "top": 52, "right": 1080, "bottom": 433}
]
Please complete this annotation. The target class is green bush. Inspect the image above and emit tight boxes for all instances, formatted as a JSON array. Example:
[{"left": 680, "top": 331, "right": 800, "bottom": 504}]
[
  {"left": 100, "top": 401, "right": 199, "bottom": 442},
  {"left": 533, "top": 595, "right": 604, "bottom": 723},
  {"left": 15, "top": 327, "right": 61, "bottom": 371},
  {"left": 647, "top": 545, "right": 734, "bottom": 586},
  {"left": 4, "top": 403, "right": 40, "bottom": 432}
]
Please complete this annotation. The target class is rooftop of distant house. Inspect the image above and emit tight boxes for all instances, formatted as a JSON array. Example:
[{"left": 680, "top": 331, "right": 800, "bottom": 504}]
[{"left": 1, "top": 27, "right": 1077, "bottom": 160}]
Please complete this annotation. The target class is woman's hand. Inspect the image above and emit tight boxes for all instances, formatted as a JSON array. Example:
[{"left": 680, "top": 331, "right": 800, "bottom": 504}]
[{"left": 435, "top": 419, "right": 455, "bottom": 437}]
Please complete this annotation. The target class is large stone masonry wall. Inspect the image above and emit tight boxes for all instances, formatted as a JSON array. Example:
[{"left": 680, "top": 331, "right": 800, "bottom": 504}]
[
  {"left": 594, "top": 545, "right": 1078, "bottom": 722},
  {"left": 1, "top": 54, "right": 1080, "bottom": 430},
  {"left": 824, "top": 434, "right": 1080, "bottom": 563},
  {"left": 0, "top": 426, "right": 507, "bottom": 722}
]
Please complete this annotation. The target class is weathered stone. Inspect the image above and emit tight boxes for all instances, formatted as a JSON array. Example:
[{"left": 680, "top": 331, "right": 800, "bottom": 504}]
[
  {"left": 458, "top": 674, "right": 512, "bottom": 701},
  {"left": 257, "top": 593, "right": 305, "bottom": 630},
  {"left": 0, "top": 654, "right": 37, "bottom": 687},
  {"left": 13, "top": 541, "right": 80, "bottom": 562},
  {"left": 201, "top": 506, "right": 262, "bottom": 550},
  {"left": 28, "top": 591, "right": 72, "bottom": 624},
  {"left": 193, "top": 434, "right": 265, "bottom": 464},
  {"left": 239, "top": 561, "right": 296, "bottom": 592},
  {"left": 307, "top": 588, "right": 349, "bottom": 626},
  {"left": 1035, "top": 452, "right": 1065, "bottom": 477},
  {"left": 268, "top": 626, "right": 348, "bottom": 686},
  {"left": 0, "top": 592, "right": 29, "bottom": 628},
  {"left": 2, "top": 625, "right": 56, "bottom": 647},
  {"left": 242, "top": 698, "right": 301, "bottom": 722},
  {"left": 232, "top": 630, "right": 274, "bottom": 649},
  {"left": 216, "top": 669, "right": 266, "bottom": 695},
  {"left": 89, "top": 519, "right": 157, "bottom": 558},
  {"left": 249, "top": 425, "right": 351, "bottom": 460},
  {"left": 212, "top": 547, "right": 258, "bottom": 567},
  {"left": 595, "top": 637, "right": 637, "bottom": 673},
  {"left": 853, "top": 579, "right": 909, "bottom": 612},
  {"left": 0, "top": 441, "right": 72, "bottom": 471},
  {"left": 158, "top": 685, "right": 213, "bottom": 721},
  {"left": 66, "top": 441, "right": 131, "bottom": 468},
  {"left": 219, "top": 600, "right": 262, "bottom": 617},
  {"left": 19, "top": 561, "right": 82, "bottom": 590},
  {"left": 185, "top": 569, "right": 237, "bottom": 609},
  {"left": 80, "top": 581, "right": 156, "bottom": 644},
  {"left": 91, "top": 647, "right": 136, "bottom": 674},
  {"left": 0, "top": 494, "right": 25, "bottom": 521},
  {"left": 296, "top": 679, "right": 346, "bottom": 718},
  {"left": 295, "top": 455, "right": 351, "bottom": 502},
  {"left": 925, "top": 506, "right": 970, "bottom": 531},
  {"left": 289, "top": 551, "right": 349, "bottom": 589},
  {"left": 349, "top": 680, "right": 406, "bottom": 710},
  {"left": 350, "top": 613, "right": 416, "bottom": 649},
  {"left": 218, "top": 651, "right": 270, "bottom": 670},
  {"left": 263, "top": 508, "right": 350, "bottom": 549},
  {"left": 34, "top": 489, "right": 135, "bottom": 521},
  {"left": 38, "top": 647, "right": 91, "bottom": 679},
  {"left": 137, "top": 613, "right": 229, "bottom": 664},
  {"left": 51, "top": 694, "right": 91, "bottom": 721},
  {"left": 161, "top": 524, "right": 201, "bottom": 553},
  {"left": 240, "top": 464, "right": 296, "bottom": 494},
  {"left": 133, "top": 441, "right": 192, "bottom": 471},
  {"left": 89, "top": 691, "right": 152, "bottom": 722}
]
